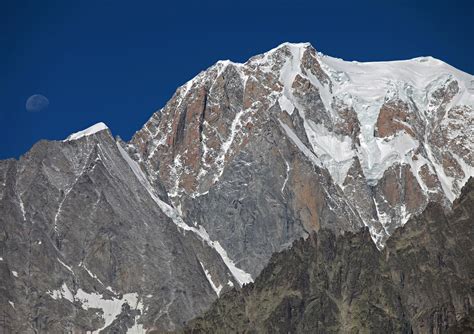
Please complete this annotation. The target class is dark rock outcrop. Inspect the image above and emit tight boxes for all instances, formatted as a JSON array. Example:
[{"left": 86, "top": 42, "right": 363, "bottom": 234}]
[{"left": 184, "top": 178, "right": 474, "bottom": 333}]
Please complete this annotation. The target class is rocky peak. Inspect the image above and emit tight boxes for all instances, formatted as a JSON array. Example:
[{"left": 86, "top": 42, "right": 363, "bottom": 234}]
[{"left": 130, "top": 42, "right": 474, "bottom": 247}]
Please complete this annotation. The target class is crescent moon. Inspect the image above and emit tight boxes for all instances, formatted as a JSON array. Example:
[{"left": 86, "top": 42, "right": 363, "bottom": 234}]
[{"left": 26, "top": 94, "right": 49, "bottom": 112}]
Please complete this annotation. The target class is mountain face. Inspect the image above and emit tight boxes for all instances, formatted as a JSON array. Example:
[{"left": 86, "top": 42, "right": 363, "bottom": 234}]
[
  {"left": 0, "top": 126, "right": 246, "bottom": 333},
  {"left": 183, "top": 178, "right": 474, "bottom": 333},
  {"left": 131, "top": 42, "right": 473, "bottom": 249},
  {"left": 0, "top": 42, "right": 473, "bottom": 333}
]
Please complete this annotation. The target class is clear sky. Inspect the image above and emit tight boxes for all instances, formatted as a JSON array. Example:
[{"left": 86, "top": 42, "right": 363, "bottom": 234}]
[{"left": 1, "top": 0, "right": 473, "bottom": 159}]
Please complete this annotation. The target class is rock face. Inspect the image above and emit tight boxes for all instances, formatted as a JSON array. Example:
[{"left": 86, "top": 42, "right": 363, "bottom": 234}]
[
  {"left": 0, "top": 42, "right": 473, "bottom": 332},
  {"left": 183, "top": 178, "right": 474, "bottom": 334},
  {"left": 0, "top": 126, "right": 243, "bottom": 333},
  {"left": 133, "top": 42, "right": 474, "bottom": 252}
]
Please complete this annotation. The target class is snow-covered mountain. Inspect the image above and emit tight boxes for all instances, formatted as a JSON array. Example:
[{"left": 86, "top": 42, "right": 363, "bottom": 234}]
[
  {"left": 132, "top": 42, "right": 473, "bottom": 247},
  {"left": 1, "top": 42, "right": 472, "bottom": 332}
]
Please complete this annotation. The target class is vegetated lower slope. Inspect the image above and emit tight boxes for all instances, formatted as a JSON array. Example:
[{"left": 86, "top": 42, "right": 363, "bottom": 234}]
[{"left": 183, "top": 178, "right": 474, "bottom": 334}]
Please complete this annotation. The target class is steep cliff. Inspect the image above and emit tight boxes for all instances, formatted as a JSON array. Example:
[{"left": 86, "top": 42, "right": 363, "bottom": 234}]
[{"left": 184, "top": 178, "right": 474, "bottom": 333}]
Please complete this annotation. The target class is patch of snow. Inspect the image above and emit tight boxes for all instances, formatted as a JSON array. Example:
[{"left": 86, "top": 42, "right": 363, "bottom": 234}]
[
  {"left": 400, "top": 204, "right": 411, "bottom": 225},
  {"left": 281, "top": 153, "right": 291, "bottom": 193},
  {"left": 320, "top": 53, "right": 473, "bottom": 103},
  {"left": 194, "top": 225, "right": 253, "bottom": 286},
  {"left": 57, "top": 258, "right": 75, "bottom": 275},
  {"left": 424, "top": 142, "right": 455, "bottom": 202},
  {"left": 8, "top": 301, "right": 15, "bottom": 309},
  {"left": 65, "top": 122, "right": 109, "bottom": 141},
  {"left": 278, "top": 120, "right": 323, "bottom": 168},
  {"left": 18, "top": 195, "right": 26, "bottom": 221},
  {"left": 49, "top": 280, "right": 144, "bottom": 333},
  {"left": 304, "top": 120, "right": 355, "bottom": 185},
  {"left": 48, "top": 282, "right": 74, "bottom": 302},
  {"left": 76, "top": 289, "right": 144, "bottom": 333},
  {"left": 199, "top": 261, "right": 223, "bottom": 296},
  {"left": 368, "top": 224, "right": 385, "bottom": 249},
  {"left": 213, "top": 106, "right": 249, "bottom": 183},
  {"left": 373, "top": 198, "right": 390, "bottom": 233},
  {"left": 127, "top": 322, "right": 146, "bottom": 334},
  {"left": 361, "top": 132, "right": 419, "bottom": 185},
  {"left": 54, "top": 187, "right": 74, "bottom": 232},
  {"left": 190, "top": 190, "right": 209, "bottom": 199},
  {"left": 273, "top": 46, "right": 358, "bottom": 185},
  {"left": 53, "top": 153, "right": 93, "bottom": 233},
  {"left": 106, "top": 286, "right": 116, "bottom": 293},
  {"left": 81, "top": 263, "right": 104, "bottom": 285},
  {"left": 317, "top": 49, "right": 474, "bottom": 189},
  {"left": 278, "top": 94, "right": 295, "bottom": 115},
  {"left": 168, "top": 154, "right": 183, "bottom": 197},
  {"left": 11, "top": 270, "right": 18, "bottom": 277},
  {"left": 0, "top": 257, "right": 3, "bottom": 261}
]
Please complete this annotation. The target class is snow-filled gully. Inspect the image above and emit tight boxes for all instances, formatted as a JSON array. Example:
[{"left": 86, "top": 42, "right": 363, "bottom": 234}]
[{"left": 116, "top": 142, "right": 253, "bottom": 287}]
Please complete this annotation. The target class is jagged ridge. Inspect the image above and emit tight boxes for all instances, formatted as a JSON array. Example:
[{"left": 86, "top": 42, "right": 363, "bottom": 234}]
[{"left": 183, "top": 178, "right": 474, "bottom": 333}]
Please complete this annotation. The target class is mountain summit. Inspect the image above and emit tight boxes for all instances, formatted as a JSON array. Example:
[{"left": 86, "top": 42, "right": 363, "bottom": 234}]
[
  {"left": 131, "top": 42, "right": 473, "bottom": 249},
  {"left": 1, "top": 42, "right": 473, "bottom": 332}
]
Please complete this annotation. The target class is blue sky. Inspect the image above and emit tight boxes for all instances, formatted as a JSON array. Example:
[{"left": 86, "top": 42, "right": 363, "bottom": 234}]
[{"left": 1, "top": 0, "right": 473, "bottom": 159}]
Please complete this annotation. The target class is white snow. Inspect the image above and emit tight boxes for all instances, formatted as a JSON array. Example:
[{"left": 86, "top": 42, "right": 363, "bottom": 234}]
[
  {"left": 65, "top": 122, "right": 109, "bottom": 141},
  {"left": 281, "top": 154, "right": 291, "bottom": 193},
  {"left": 424, "top": 142, "right": 456, "bottom": 201},
  {"left": 53, "top": 142, "right": 107, "bottom": 233},
  {"left": 8, "top": 301, "right": 15, "bottom": 309},
  {"left": 81, "top": 263, "right": 104, "bottom": 285},
  {"left": 57, "top": 258, "right": 75, "bottom": 275},
  {"left": 195, "top": 224, "right": 253, "bottom": 286},
  {"left": 400, "top": 204, "right": 411, "bottom": 226},
  {"left": 304, "top": 120, "right": 355, "bottom": 185},
  {"left": 199, "top": 261, "right": 223, "bottom": 296},
  {"left": 48, "top": 281, "right": 144, "bottom": 333},
  {"left": 317, "top": 51, "right": 473, "bottom": 189},
  {"left": 18, "top": 195, "right": 26, "bottom": 221},
  {"left": 278, "top": 120, "right": 323, "bottom": 168},
  {"left": 168, "top": 154, "right": 184, "bottom": 197},
  {"left": 0, "top": 257, "right": 3, "bottom": 261},
  {"left": 373, "top": 198, "right": 390, "bottom": 230},
  {"left": 76, "top": 289, "right": 144, "bottom": 333},
  {"left": 48, "top": 282, "right": 74, "bottom": 302},
  {"left": 270, "top": 43, "right": 473, "bottom": 197},
  {"left": 11, "top": 270, "right": 18, "bottom": 277},
  {"left": 319, "top": 53, "right": 474, "bottom": 105},
  {"left": 213, "top": 104, "right": 249, "bottom": 182},
  {"left": 362, "top": 132, "right": 420, "bottom": 185},
  {"left": 272, "top": 43, "right": 356, "bottom": 184},
  {"left": 53, "top": 186, "right": 75, "bottom": 232},
  {"left": 278, "top": 94, "right": 295, "bottom": 115},
  {"left": 116, "top": 141, "right": 253, "bottom": 286}
]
